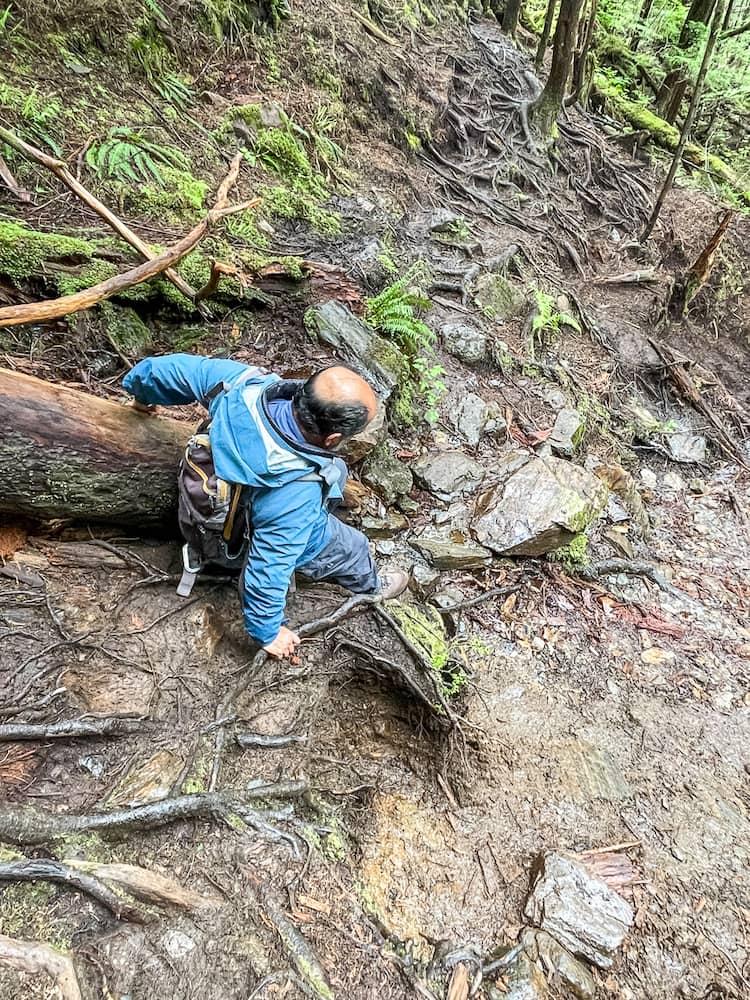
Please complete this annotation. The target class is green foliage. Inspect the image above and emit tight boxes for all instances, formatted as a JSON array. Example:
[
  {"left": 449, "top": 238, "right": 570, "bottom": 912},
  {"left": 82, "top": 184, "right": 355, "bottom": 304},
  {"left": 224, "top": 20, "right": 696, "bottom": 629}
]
[
  {"left": 549, "top": 532, "right": 590, "bottom": 570},
  {"left": 86, "top": 127, "right": 190, "bottom": 185},
  {"left": 529, "top": 289, "right": 580, "bottom": 358},
  {"left": 364, "top": 264, "right": 446, "bottom": 425},
  {"left": 0, "top": 83, "right": 63, "bottom": 153}
]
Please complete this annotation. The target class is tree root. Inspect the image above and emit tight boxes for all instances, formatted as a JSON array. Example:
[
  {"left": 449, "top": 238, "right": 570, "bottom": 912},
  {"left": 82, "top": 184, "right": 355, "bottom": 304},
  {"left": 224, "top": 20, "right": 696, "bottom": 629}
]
[
  {"left": 0, "top": 933, "right": 82, "bottom": 1000},
  {"left": 0, "top": 860, "right": 148, "bottom": 923},
  {"left": 0, "top": 716, "right": 144, "bottom": 742},
  {"left": 64, "top": 860, "right": 221, "bottom": 910},
  {"left": 0, "top": 787, "right": 308, "bottom": 849},
  {"left": 580, "top": 558, "right": 686, "bottom": 599},
  {"left": 208, "top": 594, "right": 382, "bottom": 792}
]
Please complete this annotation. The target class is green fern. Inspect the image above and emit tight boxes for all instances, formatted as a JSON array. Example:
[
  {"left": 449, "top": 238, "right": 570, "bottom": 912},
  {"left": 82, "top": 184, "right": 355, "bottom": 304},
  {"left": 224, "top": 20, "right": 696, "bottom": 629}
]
[
  {"left": 86, "top": 128, "right": 190, "bottom": 186},
  {"left": 529, "top": 289, "right": 581, "bottom": 359}
]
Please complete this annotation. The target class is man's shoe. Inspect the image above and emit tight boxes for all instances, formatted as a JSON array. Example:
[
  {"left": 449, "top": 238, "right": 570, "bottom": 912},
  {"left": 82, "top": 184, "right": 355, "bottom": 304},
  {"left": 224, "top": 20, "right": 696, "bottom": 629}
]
[{"left": 379, "top": 568, "right": 409, "bottom": 600}]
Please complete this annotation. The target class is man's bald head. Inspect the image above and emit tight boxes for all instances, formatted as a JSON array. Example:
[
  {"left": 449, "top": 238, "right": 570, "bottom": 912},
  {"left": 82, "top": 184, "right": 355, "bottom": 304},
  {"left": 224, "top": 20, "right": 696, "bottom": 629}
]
[{"left": 293, "top": 366, "right": 379, "bottom": 449}]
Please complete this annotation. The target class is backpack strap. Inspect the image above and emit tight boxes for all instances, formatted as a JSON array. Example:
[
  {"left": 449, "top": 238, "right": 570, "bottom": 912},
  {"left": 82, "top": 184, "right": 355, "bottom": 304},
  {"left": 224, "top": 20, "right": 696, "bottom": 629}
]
[{"left": 177, "top": 543, "right": 205, "bottom": 598}]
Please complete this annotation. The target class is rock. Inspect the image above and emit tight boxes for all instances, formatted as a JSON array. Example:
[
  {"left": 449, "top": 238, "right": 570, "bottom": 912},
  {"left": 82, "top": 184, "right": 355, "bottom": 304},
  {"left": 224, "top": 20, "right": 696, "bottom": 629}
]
[
  {"left": 520, "top": 929, "right": 596, "bottom": 1000},
  {"left": 473, "top": 272, "right": 527, "bottom": 321},
  {"left": 259, "top": 101, "right": 283, "bottom": 127},
  {"left": 162, "top": 929, "right": 197, "bottom": 961},
  {"left": 549, "top": 408, "right": 585, "bottom": 457},
  {"left": 342, "top": 398, "right": 387, "bottom": 463},
  {"left": 487, "top": 950, "right": 548, "bottom": 1000},
  {"left": 602, "top": 526, "right": 633, "bottom": 558},
  {"left": 640, "top": 468, "right": 657, "bottom": 489},
  {"left": 412, "top": 537, "right": 491, "bottom": 569},
  {"left": 451, "top": 392, "right": 506, "bottom": 446},
  {"left": 362, "top": 443, "right": 413, "bottom": 505},
  {"left": 524, "top": 852, "right": 634, "bottom": 969},
  {"left": 554, "top": 739, "right": 632, "bottom": 802},
  {"left": 413, "top": 451, "right": 485, "bottom": 500},
  {"left": 472, "top": 456, "right": 608, "bottom": 556},
  {"left": 305, "top": 301, "right": 402, "bottom": 398},
  {"left": 668, "top": 432, "right": 707, "bottom": 464},
  {"left": 376, "top": 540, "right": 396, "bottom": 556},
  {"left": 441, "top": 321, "right": 487, "bottom": 364},
  {"left": 361, "top": 512, "right": 408, "bottom": 540},
  {"left": 106, "top": 750, "right": 184, "bottom": 808}
]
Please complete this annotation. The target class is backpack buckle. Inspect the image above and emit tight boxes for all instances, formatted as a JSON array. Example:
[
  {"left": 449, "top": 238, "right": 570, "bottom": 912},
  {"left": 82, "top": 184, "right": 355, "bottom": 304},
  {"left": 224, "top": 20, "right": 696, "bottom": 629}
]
[{"left": 177, "top": 544, "right": 204, "bottom": 598}]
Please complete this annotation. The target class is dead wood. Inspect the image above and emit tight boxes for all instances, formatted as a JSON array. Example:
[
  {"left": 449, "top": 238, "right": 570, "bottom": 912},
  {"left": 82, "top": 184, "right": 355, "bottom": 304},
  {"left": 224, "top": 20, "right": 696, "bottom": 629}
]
[
  {"left": 0, "top": 152, "right": 31, "bottom": 203},
  {"left": 680, "top": 209, "right": 733, "bottom": 309},
  {"left": 0, "top": 933, "right": 82, "bottom": 1000},
  {"left": 208, "top": 593, "right": 382, "bottom": 791},
  {"left": 236, "top": 732, "right": 307, "bottom": 748},
  {"left": 0, "top": 123, "right": 198, "bottom": 307},
  {"left": 0, "top": 716, "right": 143, "bottom": 742},
  {"left": 0, "top": 150, "right": 259, "bottom": 327},
  {"left": 65, "top": 861, "right": 221, "bottom": 909},
  {"left": 581, "top": 558, "right": 686, "bottom": 598},
  {"left": 0, "top": 859, "right": 148, "bottom": 922},
  {"left": 594, "top": 268, "right": 661, "bottom": 285},
  {"left": 446, "top": 963, "right": 470, "bottom": 1000},
  {"left": 0, "top": 788, "right": 307, "bottom": 847}
]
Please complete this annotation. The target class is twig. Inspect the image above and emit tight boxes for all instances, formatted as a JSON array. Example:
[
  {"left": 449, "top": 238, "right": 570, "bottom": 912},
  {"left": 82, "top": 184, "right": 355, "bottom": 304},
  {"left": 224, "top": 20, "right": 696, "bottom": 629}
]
[
  {"left": 0, "top": 934, "right": 82, "bottom": 1000},
  {"left": 0, "top": 716, "right": 143, "bottom": 742},
  {"left": 0, "top": 859, "right": 147, "bottom": 922},
  {"left": 0, "top": 152, "right": 32, "bottom": 203}
]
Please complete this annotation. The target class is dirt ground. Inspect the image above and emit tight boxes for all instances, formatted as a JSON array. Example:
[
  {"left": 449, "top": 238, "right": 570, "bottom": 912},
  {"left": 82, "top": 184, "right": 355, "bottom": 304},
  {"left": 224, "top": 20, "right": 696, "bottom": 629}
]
[{"left": 1, "top": 3, "right": 750, "bottom": 999}]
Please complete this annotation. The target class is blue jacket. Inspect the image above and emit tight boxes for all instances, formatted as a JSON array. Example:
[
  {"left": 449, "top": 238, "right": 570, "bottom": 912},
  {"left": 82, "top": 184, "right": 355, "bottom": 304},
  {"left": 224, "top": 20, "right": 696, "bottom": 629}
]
[{"left": 123, "top": 354, "right": 346, "bottom": 645}]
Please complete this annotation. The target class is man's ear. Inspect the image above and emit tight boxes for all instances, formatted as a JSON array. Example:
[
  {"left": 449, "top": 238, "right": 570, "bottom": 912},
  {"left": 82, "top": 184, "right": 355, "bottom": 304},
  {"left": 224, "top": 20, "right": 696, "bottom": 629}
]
[{"left": 323, "top": 432, "right": 343, "bottom": 450}]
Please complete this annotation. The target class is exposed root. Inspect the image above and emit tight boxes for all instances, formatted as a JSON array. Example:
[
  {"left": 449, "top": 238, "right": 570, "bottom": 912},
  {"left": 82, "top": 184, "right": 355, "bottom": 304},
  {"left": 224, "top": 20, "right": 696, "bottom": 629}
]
[
  {"left": 64, "top": 861, "right": 221, "bottom": 910},
  {"left": 580, "top": 558, "right": 686, "bottom": 599},
  {"left": 0, "top": 716, "right": 143, "bottom": 742},
  {"left": 0, "top": 859, "right": 148, "bottom": 923},
  {"left": 0, "top": 933, "right": 82, "bottom": 1000}
]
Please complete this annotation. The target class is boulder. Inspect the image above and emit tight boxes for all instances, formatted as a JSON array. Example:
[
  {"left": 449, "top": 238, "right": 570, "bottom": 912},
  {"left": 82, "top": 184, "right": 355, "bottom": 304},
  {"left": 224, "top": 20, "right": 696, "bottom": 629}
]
[
  {"left": 361, "top": 512, "right": 408, "bottom": 540},
  {"left": 668, "top": 432, "right": 707, "bottom": 464},
  {"left": 412, "top": 537, "right": 491, "bottom": 570},
  {"left": 519, "top": 929, "right": 596, "bottom": 1000},
  {"left": 472, "top": 456, "right": 607, "bottom": 556},
  {"left": 451, "top": 392, "right": 506, "bottom": 446},
  {"left": 549, "top": 408, "right": 585, "bottom": 457},
  {"left": 362, "top": 443, "right": 413, "bottom": 505},
  {"left": 341, "top": 398, "right": 387, "bottom": 464},
  {"left": 473, "top": 272, "right": 527, "bottom": 321},
  {"left": 441, "top": 321, "right": 487, "bottom": 364},
  {"left": 524, "top": 853, "right": 634, "bottom": 969},
  {"left": 413, "top": 451, "right": 485, "bottom": 500},
  {"left": 305, "top": 301, "right": 402, "bottom": 398}
]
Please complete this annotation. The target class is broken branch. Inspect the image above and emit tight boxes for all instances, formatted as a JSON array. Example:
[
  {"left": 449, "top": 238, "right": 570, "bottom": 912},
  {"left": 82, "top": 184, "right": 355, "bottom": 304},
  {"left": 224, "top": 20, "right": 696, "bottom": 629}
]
[{"left": 64, "top": 860, "right": 221, "bottom": 910}]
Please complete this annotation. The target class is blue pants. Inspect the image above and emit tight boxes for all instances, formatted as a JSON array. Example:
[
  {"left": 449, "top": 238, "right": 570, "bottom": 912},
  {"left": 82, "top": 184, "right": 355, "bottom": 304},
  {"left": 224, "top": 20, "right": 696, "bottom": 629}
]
[{"left": 297, "top": 515, "right": 380, "bottom": 593}]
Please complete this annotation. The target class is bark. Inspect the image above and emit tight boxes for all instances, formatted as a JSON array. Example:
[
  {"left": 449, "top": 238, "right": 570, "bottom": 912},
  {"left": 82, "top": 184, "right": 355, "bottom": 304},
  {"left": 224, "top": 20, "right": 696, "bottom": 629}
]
[
  {"left": 531, "top": 0, "right": 586, "bottom": 132},
  {"left": 0, "top": 367, "right": 193, "bottom": 527},
  {"left": 643, "top": 0, "right": 727, "bottom": 240},
  {"left": 535, "top": 0, "right": 558, "bottom": 68},
  {"left": 656, "top": 0, "right": 716, "bottom": 122},
  {"left": 569, "top": 0, "right": 599, "bottom": 107},
  {"left": 631, "top": 0, "right": 656, "bottom": 52},
  {"left": 502, "top": 0, "right": 523, "bottom": 36}
]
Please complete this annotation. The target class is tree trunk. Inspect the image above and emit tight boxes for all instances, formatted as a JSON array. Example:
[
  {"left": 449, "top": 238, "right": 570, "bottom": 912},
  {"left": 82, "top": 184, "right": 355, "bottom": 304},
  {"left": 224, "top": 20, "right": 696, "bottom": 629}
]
[
  {"left": 531, "top": 0, "right": 586, "bottom": 132},
  {"left": 0, "top": 368, "right": 193, "bottom": 526},
  {"left": 569, "top": 0, "right": 599, "bottom": 107},
  {"left": 642, "top": 0, "right": 726, "bottom": 240},
  {"left": 535, "top": 0, "right": 558, "bottom": 68},
  {"left": 502, "top": 0, "right": 523, "bottom": 35},
  {"left": 656, "top": 0, "right": 716, "bottom": 121},
  {"left": 632, "top": 0, "right": 655, "bottom": 52}
]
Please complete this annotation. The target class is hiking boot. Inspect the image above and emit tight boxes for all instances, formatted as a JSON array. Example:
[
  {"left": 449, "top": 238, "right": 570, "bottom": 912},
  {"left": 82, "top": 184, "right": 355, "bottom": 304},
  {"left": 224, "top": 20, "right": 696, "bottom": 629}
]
[{"left": 379, "top": 568, "right": 409, "bottom": 600}]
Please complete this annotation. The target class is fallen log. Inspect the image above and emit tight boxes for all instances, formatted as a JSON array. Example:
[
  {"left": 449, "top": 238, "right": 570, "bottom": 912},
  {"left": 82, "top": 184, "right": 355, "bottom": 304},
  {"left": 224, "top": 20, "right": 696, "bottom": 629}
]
[{"left": 0, "top": 367, "right": 193, "bottom": 526}]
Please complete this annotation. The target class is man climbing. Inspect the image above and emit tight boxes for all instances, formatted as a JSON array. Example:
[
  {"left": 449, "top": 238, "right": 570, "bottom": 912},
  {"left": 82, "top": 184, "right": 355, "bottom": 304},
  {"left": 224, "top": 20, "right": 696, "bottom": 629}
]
[{"left": 123, "top": 354, "right": 408, "bottom": 659}]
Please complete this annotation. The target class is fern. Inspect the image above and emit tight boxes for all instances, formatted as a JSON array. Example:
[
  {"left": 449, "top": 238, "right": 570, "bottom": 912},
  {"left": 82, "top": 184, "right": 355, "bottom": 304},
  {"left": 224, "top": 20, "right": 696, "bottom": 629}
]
[
  {"left": 529, "top": 289, "right": 581, "bottom": 359},
  {"left": 86, "top": 128, "right": 189, "bottom": 186}
]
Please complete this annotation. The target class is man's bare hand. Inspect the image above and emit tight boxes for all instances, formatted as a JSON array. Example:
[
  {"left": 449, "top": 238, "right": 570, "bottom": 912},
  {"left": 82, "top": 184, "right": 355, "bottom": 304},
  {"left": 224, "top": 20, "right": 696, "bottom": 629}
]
[{"left": 263, "top": 626, "right": 301, "bottom": 659}]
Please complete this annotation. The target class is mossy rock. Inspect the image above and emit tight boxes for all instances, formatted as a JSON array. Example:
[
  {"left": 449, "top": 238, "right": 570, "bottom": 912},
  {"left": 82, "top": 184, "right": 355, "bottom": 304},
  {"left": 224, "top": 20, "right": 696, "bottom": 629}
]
[{"left": 474, "top": 273, "right": 527, "bottom": 321}]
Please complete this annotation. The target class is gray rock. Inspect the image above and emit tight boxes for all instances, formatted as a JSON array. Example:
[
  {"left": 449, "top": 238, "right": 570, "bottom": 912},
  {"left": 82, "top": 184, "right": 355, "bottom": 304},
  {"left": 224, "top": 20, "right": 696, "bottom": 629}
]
[
  {"left": 473, "top": 272, "right": 527, "bottom": 321},
  {"left": 524, "top": 852, "right": 634, "bottom": 969},
  {"left": 375, "top": 540, "right": 396, "bottom": 556},
  {"left": 305, "top": 301, "right": 401, "bottom": 398},
  {"left": 412, "top": 537, "right": 491, "bottom": 569},
  {"left": 519, "top": 929, "right": 596, "bottom": 1000},
  {"left": 549, "top": 408, "right": 585, "bottom": 457},
  {"left": 162, "top": 929, "right": 197, "bottom": 961},
  {"left": 361, "top": 513, "right": 408, "bottom": 540},
  {"left": 487, "top": 950, "right": 548, "bottom": 1000},
  {"left": 441, "top": 322, "right": 487, "bottom": 364},
  {"left": 411, "top": 562, "right": 441, "bottom": 593},
  {"left": 668, "top": 432, "right": 707, "bottom": 464},
  {"left": 342, "top": 398, "right": 387, "bottom": 464},
  {"left": 362, "top": 444, "right": 413, "bottom": 505},
  {"left": 451, "top": 392, "right": 506, "bottom": 446},
  {"left": 413, "top": 451, "right": 485, "bottom": 500},
  {"left": 472, "top": 456, "right": 608, "bottom": 556}
]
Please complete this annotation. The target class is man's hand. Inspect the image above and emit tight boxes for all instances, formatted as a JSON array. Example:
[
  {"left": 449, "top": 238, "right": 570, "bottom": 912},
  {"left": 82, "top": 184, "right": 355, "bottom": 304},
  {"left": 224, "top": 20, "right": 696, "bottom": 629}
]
[
  {"left": 263, "top": 626, "right": 301, "bottom": 659},
  {"left": 131, "top": 399, "right": 156, "bottom": 415}
]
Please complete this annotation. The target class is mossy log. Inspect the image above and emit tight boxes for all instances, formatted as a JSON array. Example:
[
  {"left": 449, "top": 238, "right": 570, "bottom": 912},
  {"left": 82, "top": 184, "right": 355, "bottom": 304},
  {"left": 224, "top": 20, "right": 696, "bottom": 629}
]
[
  {"left": 595, "top": 77, "right": 750, "bottom": 203},
  {"left": 0, "top": 368, "right": 193, "bottom": 527}
]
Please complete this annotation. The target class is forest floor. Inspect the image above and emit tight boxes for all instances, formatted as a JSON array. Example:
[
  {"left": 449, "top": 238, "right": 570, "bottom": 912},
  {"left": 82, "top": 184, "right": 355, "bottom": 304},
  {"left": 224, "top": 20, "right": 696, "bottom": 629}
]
[{"left": 1, "top": 3, "right": 749, "bottom": 1000}]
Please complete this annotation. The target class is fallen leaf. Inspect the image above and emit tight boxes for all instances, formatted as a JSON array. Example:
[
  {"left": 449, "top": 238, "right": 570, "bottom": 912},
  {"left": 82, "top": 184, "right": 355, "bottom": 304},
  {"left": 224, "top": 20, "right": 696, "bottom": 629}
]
[{"left": 298, "top": 895, "right": 331, "bottom": 914}]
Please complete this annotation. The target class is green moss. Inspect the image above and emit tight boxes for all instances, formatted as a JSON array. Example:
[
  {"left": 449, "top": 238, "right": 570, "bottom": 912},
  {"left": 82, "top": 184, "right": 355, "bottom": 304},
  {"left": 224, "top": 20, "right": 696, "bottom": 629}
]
[
  {"left": 100, "top": 303, "right": 152, "bottom": 354},
  {"left": 390, "top": 603, "right": 448, "bottom": 670},
  {"left": 180, "top": 737, "right": 215, "bottom": 794},
  {"left": 0, "top": 221, "right": 99, "bottom": 282},
  {"left": 549, "top": 532, "right": 590, "bottom": 570},
  {"left": 118, "top": 166, "right": 208, "bottom": 220},
  {"left": 260, "top": 183, "right": 341, "bottom": 234},
  {"left": 55, "top": 258, "right": 119, "bottom": 297},
  {"left": 0, "top": 881, "right": 72, "bottom": 950}
]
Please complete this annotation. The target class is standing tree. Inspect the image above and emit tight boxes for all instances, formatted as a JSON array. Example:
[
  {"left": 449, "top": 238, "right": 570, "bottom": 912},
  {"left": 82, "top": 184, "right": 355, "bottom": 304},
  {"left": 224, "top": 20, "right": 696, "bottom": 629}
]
[
  {"left": 569, "top": 0, "right": 599, "bottom": 107},
  {"left": 531, "top": 0, "right": 587, "bottom": 132},
  {"left": 656, "top": 0, "right": 715, "bottom": 122},
  {"left": 503, "top": 0, "right": 524, "bottom": 36},
  {"left": 535, "top": 0, "right": 559, "bottom": 68},
  {"left": 642, "top": 0, "right": 727, "bottom": 240}
]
